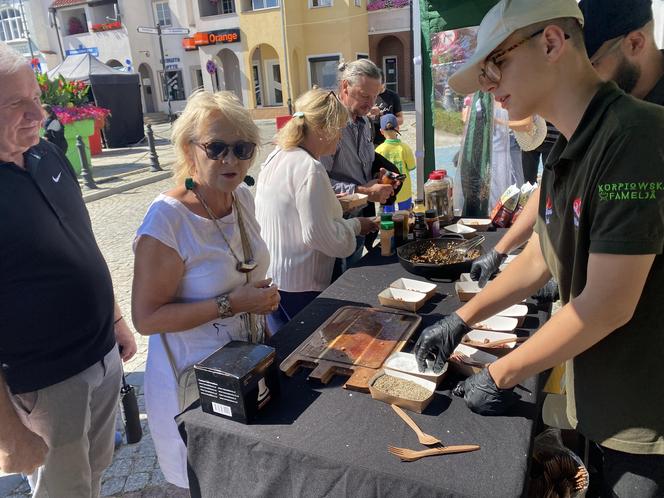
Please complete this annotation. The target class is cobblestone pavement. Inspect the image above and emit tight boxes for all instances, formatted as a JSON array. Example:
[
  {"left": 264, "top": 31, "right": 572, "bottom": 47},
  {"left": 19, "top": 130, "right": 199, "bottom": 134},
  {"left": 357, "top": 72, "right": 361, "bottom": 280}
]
[{"left": 1, "top": 109, "right": 416, "bottom": 497}]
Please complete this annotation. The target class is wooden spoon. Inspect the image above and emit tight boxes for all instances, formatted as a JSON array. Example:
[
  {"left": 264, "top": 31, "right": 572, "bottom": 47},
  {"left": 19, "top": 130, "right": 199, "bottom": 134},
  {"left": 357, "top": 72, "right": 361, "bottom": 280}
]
[
  {"left": 391, "top": 405, "right": 441, "bottom": 446},
  {"left": 462, "top": 337, "right": 528, "bottom": 348}
]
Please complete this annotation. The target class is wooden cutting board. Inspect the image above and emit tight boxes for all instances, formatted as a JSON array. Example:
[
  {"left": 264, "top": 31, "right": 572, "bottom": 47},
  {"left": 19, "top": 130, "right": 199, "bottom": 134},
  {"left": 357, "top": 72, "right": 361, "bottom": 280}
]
[{"left": 280, "top": 306, "right": 421, "bottom": 392}]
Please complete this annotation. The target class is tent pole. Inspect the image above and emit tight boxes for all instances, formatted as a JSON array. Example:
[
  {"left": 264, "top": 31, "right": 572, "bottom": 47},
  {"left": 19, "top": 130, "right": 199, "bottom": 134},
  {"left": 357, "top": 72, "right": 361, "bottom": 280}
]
[{"left": 413, "top": 0, "right": 425, "bottom": 201}]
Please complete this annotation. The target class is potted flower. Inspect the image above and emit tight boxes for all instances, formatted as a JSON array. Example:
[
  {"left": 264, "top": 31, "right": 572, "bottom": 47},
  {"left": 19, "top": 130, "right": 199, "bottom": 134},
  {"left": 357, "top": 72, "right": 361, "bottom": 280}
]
[{"left": 38, "top": 74, "right": 111, "bottom": 174}]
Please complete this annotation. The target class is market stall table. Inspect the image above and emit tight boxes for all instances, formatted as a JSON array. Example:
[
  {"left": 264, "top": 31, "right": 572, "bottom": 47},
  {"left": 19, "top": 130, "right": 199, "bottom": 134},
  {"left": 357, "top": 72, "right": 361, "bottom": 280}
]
[{"left": 177, "top": 231, "right": 549, "bottom": 498}]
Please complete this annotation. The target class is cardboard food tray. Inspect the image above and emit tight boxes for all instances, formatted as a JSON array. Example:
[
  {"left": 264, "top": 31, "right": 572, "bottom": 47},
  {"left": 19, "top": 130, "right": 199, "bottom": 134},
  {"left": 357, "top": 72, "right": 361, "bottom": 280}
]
[
  {"left": 368, "top": 368, "right": 436, "bottom": 413},
  {"left": 280, "top": 306, "right": 421, "bottom": 392},
  {"left": 383, "top": 351, "right": 448, "bottom": 387},
  {"left": 389, "top": 278, "right": 437, "bottom": 300},
  {"left": 338, "top": 193, "right": 368, "bottom": 211},
  {"left": 448, "top": 344, "right": 498, "bottom": 377},
  {"left": 378, "top": 287, "right": 428, "bottom": 312}
]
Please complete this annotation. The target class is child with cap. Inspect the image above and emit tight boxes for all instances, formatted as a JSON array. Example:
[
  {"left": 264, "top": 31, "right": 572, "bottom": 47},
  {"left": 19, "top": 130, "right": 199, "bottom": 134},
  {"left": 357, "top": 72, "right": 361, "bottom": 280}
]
[
  {"left": 374, "top": 113, "right": 415, "bottom": 212},
  {"left": 413, "top": 0, "right": 664, "bottom": 495}
]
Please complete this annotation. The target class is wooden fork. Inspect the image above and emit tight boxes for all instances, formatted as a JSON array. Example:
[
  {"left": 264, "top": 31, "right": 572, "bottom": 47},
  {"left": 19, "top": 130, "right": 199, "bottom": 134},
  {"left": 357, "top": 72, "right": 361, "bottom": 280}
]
[
  {"left": 391, "top": 405, "right": 441, "bottom": 446},
  {"left": 388, "top": 444, "right": 481, "bottom": 462}
]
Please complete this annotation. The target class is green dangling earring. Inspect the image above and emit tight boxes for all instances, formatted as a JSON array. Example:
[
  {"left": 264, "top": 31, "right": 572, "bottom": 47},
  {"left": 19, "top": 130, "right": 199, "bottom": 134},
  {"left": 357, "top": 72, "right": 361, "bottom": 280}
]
[{"left": 185, "top": 177, "right": 196, "bottom": 190}]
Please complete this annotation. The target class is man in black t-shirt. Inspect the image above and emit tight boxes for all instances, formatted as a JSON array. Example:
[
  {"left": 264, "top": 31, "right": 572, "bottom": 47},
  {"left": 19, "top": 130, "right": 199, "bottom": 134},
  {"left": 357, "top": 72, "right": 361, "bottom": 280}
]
[
  {"left": 370, "top": 70, "right": 403, "bottom": 146},
  {"left": 0, "top": 44, "right": 136, "bottom": 497}
]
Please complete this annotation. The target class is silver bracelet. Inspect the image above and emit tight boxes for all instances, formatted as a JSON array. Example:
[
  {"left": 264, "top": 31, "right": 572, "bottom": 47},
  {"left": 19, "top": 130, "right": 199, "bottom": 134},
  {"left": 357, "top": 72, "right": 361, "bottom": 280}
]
[{"left": 215, "top": 294, "right": 233, "bottom": 319}]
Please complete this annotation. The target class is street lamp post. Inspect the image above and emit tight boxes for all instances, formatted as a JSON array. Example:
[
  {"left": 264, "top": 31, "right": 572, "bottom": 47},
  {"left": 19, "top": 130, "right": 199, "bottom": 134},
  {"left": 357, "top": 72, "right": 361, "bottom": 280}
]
[
  {"left": 137, "top": 24, "right": 190, "bottom": 122},
  {"left": 17, "top": 0, "right": 35, "bottom": 62}
]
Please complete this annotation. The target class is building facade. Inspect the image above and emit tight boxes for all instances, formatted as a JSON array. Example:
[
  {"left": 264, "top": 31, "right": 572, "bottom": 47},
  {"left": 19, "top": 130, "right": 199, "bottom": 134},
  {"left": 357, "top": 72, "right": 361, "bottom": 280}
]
[
  {"left": 184, "top": 0, "right": 371, "bottom": 117},
  {"left": 367, "top": 0, "right": 412, "bottom": 100},
  {"left": 23, "top": 0, "right": 413, "bottom": 116},
  {"left": 1, "top": 0, "right": 51, "bottom": 70}
]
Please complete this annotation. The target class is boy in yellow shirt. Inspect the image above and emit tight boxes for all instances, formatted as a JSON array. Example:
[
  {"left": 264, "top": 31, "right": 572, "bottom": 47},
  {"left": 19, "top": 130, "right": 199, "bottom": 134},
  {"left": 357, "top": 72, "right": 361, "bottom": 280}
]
[{"left": 375, "top": 114, "right": 415, "bottom": 212}]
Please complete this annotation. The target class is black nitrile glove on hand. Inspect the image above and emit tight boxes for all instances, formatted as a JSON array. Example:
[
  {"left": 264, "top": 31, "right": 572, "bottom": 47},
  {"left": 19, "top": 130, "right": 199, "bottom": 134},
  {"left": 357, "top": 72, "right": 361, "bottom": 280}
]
[
  {"left": 469, "top": 249, "right": 506, "bottom": 288},
  {"left": 414, "top": 313, "right": 471, "bottom": 374},
  {"left": 532, "top": 278, "right": 560, "bottom": 304},
  {"left": 452, "top": 368, "right": 520, "bottom": 416}
]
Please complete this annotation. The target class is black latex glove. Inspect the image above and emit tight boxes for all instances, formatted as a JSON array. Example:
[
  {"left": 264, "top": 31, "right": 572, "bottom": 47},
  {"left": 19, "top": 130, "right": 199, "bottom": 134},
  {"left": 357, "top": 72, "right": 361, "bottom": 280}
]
[
  {"left": 469, "top": 249, "right": 506, "bottom": 288},
  {"left": 532, "top": 278, "right": 560, "bottom": 304},
  {"left": 452, "top": 368, "right": 520, "bottom": 416},
  {"left": 414, "top": 313, "right": 471, "bottom": 374}
]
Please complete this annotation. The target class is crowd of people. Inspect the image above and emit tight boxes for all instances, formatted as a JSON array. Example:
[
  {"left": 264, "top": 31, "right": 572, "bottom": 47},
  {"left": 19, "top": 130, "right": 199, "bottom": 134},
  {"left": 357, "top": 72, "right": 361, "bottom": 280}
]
[{"left": 0, "top": 0, "right": 663, "bottom": 496}]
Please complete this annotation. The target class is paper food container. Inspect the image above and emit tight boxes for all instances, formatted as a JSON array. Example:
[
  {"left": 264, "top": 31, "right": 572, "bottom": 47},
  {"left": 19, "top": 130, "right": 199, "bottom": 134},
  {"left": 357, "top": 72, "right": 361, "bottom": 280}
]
[
  {"left": 338, "top": 193, "right": 368, "bottom": 212},
  {"left": 471, "top": 315, "right": 518, "bottom": 333},
  {"left": 459, "top": 273, "right": 473, "bottom": 282},
  {"left": 378, "top": 287, "right": 428, "bottom": 312},
  {"left": 449, "top": 344, "right": 498, "bottom": 377},
  {"left": 368, "top": 368, "right": 436, "bottom": 413},
  {"left": 383, "top": 352, "right": 448, "bottom": 386},
  {"left": 459, "top": 218, "right": 493, "bottom": 231},
  {"left": 496, "top": 303, "right": 529, "bottom": 326},
  {"left": 389, "top": 278, "right": 437, "bottom": 299},
  {"left": 443, "top": 223, "right": 477, "bottom": 239},
  {"left": 462, "top": 330, "right": 519, "bottom": 355},
  {"left": 455, "top": 280, "right": 482, "bottom": 301}
]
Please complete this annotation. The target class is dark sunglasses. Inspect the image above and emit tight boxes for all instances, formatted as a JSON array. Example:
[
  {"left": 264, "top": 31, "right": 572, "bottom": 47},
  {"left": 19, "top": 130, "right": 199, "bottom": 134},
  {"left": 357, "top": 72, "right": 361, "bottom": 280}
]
[{"left": 194, "top": 141, "right": 256, "bottom": 161}]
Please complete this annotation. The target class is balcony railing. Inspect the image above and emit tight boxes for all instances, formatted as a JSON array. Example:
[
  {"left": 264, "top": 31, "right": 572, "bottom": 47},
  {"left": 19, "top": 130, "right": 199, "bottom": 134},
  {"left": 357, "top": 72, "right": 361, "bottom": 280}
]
[{"left": 367, "top": 0, "right": 410, "bottom": 11}]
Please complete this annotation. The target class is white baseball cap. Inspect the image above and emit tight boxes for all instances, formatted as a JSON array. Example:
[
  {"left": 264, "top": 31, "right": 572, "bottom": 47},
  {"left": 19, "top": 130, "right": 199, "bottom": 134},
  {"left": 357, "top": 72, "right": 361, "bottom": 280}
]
[{"left": 448, "top": 0, "right": 585, "bottom": 95}]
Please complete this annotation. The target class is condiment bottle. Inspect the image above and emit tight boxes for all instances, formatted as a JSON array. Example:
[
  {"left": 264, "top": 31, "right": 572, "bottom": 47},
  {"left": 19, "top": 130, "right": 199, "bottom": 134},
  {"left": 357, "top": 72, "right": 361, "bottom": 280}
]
[
  {"left": 425, "top": 209, "right": 440, "bottom": 238},
  {"left": 392, "top": 214, "right": 405, "bottom": 247},
  {"left": 380, "top": 221, "right": 395, "bottom": 256},
  {"left": 413, "top": 213, "right": 429, "bottom": 240},
  {"left": 440, "top": 170, "right": 454, "bottom": 223},
  {"left": 412, "top": 198, "right": 426, "bottom": 214}
]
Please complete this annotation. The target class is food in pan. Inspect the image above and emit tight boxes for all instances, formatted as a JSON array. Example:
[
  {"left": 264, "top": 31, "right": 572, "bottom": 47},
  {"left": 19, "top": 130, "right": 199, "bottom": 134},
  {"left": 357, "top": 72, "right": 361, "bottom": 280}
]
[{"left": 407, "top": 241, "right": 480, "bottom": 265}]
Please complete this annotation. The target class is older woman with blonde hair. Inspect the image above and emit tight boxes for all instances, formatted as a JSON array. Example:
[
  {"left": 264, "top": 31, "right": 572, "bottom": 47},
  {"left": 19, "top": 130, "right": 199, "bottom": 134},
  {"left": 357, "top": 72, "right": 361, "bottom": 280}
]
[
  {"left": 132, "top": 90, "right": 279, "bottom": 489},
  {"left": 255, "top": 88, "right": 377, "bottom": 330}
]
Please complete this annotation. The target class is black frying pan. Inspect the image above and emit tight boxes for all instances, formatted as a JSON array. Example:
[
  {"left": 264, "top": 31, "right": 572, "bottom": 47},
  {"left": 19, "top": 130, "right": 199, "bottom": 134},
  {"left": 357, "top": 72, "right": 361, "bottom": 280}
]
[{"left": 396, "top": 234, "right": 484, "bottom": 281}]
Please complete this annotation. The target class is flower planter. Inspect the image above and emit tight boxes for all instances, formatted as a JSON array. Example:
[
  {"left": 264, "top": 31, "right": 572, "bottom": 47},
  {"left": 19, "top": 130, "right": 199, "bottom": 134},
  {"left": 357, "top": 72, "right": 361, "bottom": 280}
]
[
  {"left": 64, "top": 119, "right": 94, "bottom": 175},
  {"left": 89, "top": 120, "right": 103, "bottom": 156}
]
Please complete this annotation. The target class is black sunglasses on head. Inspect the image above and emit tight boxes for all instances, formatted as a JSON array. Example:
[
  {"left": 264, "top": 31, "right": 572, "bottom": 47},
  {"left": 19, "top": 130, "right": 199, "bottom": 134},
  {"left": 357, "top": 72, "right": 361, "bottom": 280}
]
[{"left": 193, "top": 141, "right": 256, "bottom": 161}]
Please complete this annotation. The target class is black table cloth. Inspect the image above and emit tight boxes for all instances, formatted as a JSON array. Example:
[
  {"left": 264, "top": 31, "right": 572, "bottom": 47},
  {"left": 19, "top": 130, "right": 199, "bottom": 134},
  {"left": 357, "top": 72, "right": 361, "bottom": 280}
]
[{"left": 177, "top": 231, "right": 549, "bottom": 498}]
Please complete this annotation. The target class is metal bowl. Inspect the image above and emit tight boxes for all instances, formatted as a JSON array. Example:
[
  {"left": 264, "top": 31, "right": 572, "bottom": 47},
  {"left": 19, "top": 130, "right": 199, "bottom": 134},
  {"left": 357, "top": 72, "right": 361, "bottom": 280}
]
[{"left": 396, "top": 234, "right": 484, "bottom": 280}]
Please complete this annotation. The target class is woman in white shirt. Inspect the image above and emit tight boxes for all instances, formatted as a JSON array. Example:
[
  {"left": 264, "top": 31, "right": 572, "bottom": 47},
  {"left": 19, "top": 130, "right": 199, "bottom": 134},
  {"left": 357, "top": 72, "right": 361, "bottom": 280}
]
[
  {"left": 255, "top": 88, "right": 377, "bottom": 330},
  {"left": 131, "top": 90, "right": 279, "bottom": 489}
]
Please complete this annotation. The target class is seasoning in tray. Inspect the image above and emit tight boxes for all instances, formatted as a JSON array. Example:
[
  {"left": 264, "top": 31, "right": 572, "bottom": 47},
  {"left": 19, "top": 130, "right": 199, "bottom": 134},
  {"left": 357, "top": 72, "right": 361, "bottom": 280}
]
[
  {"left": 373, "top": 374, "right": 431, "bottom": 401},
  {"left": 408, "top": 241, "right": 480, "bottom": 265}
]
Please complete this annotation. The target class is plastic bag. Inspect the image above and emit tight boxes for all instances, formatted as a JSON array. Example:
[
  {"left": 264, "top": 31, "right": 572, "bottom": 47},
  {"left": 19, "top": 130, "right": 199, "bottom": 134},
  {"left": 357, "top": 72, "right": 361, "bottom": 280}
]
[
  {"left": 490, "top": 184, "right": 520, "bottom": 228},
  {"left": 510, "top": 182, "right": 537, "bottom": 224}
]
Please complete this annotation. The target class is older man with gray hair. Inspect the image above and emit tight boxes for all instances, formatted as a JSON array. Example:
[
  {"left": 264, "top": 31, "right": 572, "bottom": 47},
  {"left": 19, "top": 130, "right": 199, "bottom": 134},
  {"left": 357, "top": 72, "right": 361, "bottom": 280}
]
[
  {"left": 0, "top": 42, "right": 136, "bottom": 497},
  {"left": 321, "top": 59, "right": 395, "bottom": 270}
]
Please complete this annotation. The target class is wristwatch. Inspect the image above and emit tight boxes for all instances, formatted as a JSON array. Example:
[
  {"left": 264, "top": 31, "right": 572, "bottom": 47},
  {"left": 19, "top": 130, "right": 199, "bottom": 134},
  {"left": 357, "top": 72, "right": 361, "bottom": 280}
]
[{"left": 215, "top": 294, "right": 233, "bottom": 319}]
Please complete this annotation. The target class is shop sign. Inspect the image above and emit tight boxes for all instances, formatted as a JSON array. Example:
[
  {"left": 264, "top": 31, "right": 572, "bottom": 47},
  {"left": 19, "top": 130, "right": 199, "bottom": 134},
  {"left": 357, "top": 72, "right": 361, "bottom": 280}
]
[
  {"left": 65, "top": 45, "right": 99, "bottom": 57},
  {"left": 182, "top": 38, "right": 196, "bottom": 51},
  {"left": 193, "top": 28, "right": 241, "bottom": 47}
]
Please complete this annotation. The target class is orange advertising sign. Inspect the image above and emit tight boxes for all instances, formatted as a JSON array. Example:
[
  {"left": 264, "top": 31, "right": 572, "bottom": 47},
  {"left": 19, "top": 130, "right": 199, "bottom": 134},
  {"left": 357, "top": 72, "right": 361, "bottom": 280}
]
[{"left": 191, "top": 29, "right": 241, "bottom": 47}]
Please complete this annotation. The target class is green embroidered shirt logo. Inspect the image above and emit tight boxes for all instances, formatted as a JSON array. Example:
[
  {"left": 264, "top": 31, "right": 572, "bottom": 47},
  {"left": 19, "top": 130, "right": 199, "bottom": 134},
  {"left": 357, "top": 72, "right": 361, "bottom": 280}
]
[{"left": 598, "top": 182, "right": 663, "bottom": 201}]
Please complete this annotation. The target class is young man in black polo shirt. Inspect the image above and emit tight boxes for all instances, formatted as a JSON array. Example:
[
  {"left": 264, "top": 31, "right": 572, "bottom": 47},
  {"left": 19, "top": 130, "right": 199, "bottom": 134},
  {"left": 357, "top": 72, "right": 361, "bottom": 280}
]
[
  {"left": 468, "top": 0, "right": 664, "bottom": 292},
  {"left": 413, "top": 0, "right": 664, "bottom": 495},
  {"left": 0, "top": 43, "right": 136, "bottom": 496}
]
